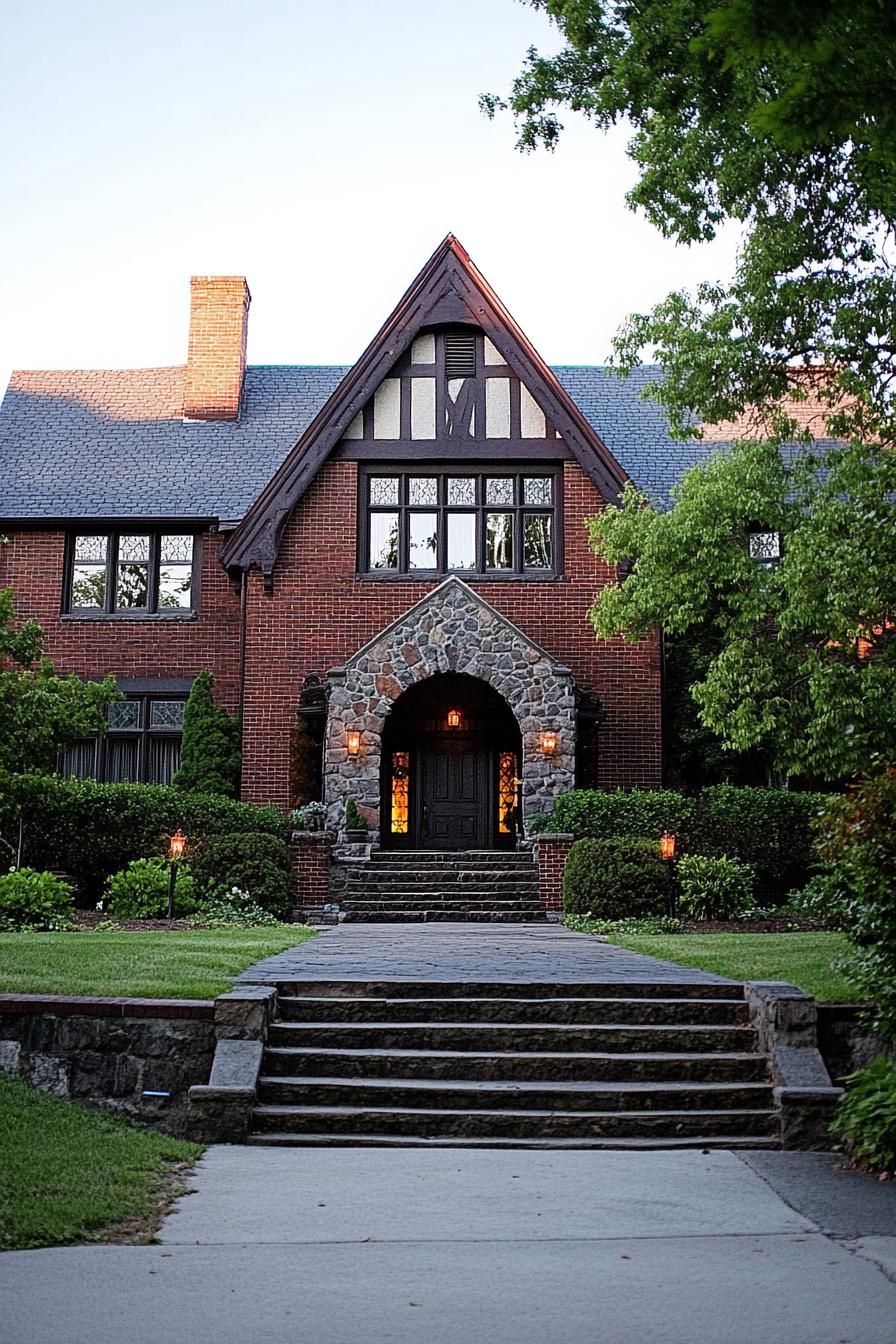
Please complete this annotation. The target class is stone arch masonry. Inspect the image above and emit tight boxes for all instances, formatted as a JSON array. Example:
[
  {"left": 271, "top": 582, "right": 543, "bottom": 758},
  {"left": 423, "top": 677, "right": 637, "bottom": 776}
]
[{"left": 325, "top": 577, "right": 576, "bottom": 844}]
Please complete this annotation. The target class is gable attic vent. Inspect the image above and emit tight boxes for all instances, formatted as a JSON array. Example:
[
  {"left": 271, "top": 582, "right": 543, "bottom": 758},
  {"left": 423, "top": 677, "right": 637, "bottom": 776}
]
[{"left": 444, "top": 332, "right": 476, "bottom": 378}]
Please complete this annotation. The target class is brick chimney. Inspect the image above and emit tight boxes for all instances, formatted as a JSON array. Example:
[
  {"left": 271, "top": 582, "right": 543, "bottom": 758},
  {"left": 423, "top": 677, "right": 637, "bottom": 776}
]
[{"left": 183, "top": 275, "right": 251, "bottom": 421}]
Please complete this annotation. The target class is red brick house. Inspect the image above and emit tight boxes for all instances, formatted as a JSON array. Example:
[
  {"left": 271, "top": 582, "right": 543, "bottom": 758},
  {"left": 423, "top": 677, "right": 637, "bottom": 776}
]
[{"left": 0, "top": 236, "right": 699, "bottom": 852}]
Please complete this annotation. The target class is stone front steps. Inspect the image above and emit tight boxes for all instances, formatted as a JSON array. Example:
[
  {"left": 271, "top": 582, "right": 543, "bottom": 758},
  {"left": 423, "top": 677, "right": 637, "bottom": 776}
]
[
  {"left": 247, "top": 979, "right": 782, "bottom": 1149},
  {"left": 339, "top": 850, "right": 543, "bottom": 922}
]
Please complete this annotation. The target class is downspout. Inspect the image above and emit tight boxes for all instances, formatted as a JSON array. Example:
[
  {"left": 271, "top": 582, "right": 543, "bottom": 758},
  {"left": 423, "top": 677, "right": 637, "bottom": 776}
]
[{"left": 238, "top": 570, "right": 248, "bottom": 795}]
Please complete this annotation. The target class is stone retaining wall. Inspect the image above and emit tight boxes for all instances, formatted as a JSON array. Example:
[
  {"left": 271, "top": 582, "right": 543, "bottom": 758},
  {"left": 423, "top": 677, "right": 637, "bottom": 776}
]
[{"left": 0, "top": 995, "right": 215, "bottom": 1138}]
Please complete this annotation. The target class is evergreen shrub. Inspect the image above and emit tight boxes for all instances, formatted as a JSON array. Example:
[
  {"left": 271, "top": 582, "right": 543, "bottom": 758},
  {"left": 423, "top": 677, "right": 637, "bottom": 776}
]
[
  {"left": 0, "top": 868, "right": 75, "bottom": 931},
  {"left": 172, "top": 671, "right": 241, "bottom": 797},
  {"left": 191, "top": 833, "right": 293, "bottom": 918},
  {"left": 563, "top": 837, "right": 671, "bottom": 920},
  {"left": 534, "top": 786, "right": 827, "bottom": 900},
  {"left": 675, "top": 854, "right": 753, "bottom": 920},
  {"left": 0, "top": 774, "right": 288, "bottom": 900},
  {"left": 103, "top": 858, "right": 198, "bottom": 919}
]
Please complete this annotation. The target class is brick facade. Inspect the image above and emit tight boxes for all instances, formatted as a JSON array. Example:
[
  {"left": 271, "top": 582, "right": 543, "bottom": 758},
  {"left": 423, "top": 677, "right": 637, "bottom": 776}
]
[{"left": 238, "top": 457, "right": 661, "bottom": 809}]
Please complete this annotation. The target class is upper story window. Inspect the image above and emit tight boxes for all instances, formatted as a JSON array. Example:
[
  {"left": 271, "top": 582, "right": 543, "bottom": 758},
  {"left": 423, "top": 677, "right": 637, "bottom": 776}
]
[
  {"left": 361, "top": 470, "right": 558, "bottom": 577},
  {"left": 66, "top": 532, "right": 197, "bottom": 615}
]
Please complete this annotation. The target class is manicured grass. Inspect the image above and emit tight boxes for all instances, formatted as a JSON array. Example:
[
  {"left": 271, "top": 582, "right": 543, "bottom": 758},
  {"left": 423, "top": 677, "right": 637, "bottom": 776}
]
[
  {"left": 0, "top": 927, "right": 315, "bottom": 999},
  {"left": 0, "top": 1074, "right": 202, "bottom": 1249},
  {"left": 611, "top": 932, "right": 861, "bottom": 1002}
]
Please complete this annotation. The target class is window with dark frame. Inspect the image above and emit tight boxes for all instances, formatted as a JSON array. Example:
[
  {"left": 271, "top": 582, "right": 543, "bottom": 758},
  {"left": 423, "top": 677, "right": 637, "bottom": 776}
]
[
  {"left": 67, "top": 532, "right": 197, "bottom": 614},
  {"left": 60, "top": 695, "right": 187, "bottom": 785},
  {"left": 362, "top": 470, "right": 558, "bottom": 576}
]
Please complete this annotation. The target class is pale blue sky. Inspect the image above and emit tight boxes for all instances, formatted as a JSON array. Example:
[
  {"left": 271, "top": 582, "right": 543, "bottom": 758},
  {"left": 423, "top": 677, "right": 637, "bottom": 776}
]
[{"left": 0, "top": 0, "right": 739, "bottom": 390}]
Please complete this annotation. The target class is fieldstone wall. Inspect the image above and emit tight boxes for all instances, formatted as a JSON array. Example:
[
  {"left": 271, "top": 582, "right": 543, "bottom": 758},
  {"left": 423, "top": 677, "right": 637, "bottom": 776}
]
[
  {"left": 325, "top": 577, "right": 576, "bottom": 843},
  {"left": 0, "top": 995, "right": 215, "bottom": 1138}
]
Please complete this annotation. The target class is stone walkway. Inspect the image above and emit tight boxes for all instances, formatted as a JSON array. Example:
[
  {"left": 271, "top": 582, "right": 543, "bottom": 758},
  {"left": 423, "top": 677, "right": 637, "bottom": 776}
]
[{"left": 236, "top": 921, "right": 736, "bottom": 985}]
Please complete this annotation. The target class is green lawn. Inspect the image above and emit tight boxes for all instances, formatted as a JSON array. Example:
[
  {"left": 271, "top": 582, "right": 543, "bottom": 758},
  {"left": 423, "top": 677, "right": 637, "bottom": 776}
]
[
  {"left": 612, "top": 932, "right": 861, "bottom": 1002},
  {"left": 0, "top": 1074, "right": 203, "bottom": 1249},
  {"left": 0, "top": 927, "right": 314, "bottom": 999}
]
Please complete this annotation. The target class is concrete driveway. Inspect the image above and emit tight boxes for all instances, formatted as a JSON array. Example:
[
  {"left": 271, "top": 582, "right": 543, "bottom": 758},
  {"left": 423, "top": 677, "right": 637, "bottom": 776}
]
[{"left": 4, "top": 1145, "right": 896, "bottom": 1344}]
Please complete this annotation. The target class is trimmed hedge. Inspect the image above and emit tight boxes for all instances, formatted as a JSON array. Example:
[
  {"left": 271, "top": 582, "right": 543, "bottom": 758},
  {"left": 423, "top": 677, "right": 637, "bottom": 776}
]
[
  {"left": 676, "top": 854, "right": 753, "bottom": 921},
  {"left": 0, "top": 868, "right": 75, "bottom": 932},
  {"left": 191, "top": 833, "right": 293, "bottom": 919},
  {"left": 0, "top": 774, "right": 288, "bottom": 900},
  {"left": 535, "top": 786, "right": 829, "bottom": 900},
  {"left": 563, "top": 837, "right": 671, "bottom": 920}
]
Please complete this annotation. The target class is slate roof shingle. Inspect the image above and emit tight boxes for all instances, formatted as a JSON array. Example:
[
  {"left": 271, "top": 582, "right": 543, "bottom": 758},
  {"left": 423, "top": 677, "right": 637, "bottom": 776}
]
[{"left": 0, "top": 362, "right": 720, "bottom": 523}]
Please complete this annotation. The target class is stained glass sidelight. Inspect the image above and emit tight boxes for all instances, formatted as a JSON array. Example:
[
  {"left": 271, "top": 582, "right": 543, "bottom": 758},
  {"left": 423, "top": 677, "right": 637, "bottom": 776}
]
[
  {"left": 498, "top": 752, "right": 518, "bottom": 834},
  {"left": 391, "top": 751, "right": 409, "bottom": 834}
]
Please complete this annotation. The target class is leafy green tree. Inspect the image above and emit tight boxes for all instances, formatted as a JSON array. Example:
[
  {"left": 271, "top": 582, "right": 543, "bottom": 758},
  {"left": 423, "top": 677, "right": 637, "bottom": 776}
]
[
  {"left": 484, "top": 0, "right": 896, "bottom": 442},
  {"left": 172, "top": 671, "right": 241, "bottom": 798},
  {"left": 589, "top": 438, "right": 896, "bottom": 780},
  {"left": 0, "top": 585, "right": 117, "bottom": 779}
]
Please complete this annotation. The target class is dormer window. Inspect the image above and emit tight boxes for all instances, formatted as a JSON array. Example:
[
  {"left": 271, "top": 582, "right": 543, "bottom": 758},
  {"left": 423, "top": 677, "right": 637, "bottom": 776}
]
[{"left": 361, "top": 469, "right": 558, "bottom": 577}]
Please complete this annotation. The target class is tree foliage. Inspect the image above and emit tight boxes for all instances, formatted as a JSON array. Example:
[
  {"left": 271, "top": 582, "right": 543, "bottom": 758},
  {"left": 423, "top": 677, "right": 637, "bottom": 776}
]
[
  {"left": 172, "top": 671, "right": 241, "bottom": 798},
  {"left": 0, "top": 585, "right": 117, "bottom": 780},
  {"left": 484, "top": 1, "right": 896, "bottom": 441},
  {"left": 590, "top": 439, "right": 896, "bottom": 779}
]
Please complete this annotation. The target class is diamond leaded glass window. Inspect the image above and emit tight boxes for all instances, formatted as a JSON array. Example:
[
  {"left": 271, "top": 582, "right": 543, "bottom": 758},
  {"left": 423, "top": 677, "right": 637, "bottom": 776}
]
[
  {"left": 67, "top": 532, "right": 197, "bottom": 614},
  {"left": 60, "top": 694, "right": 187, "bottom": 786},
  {"left": 363, "top": 471, "right": 558, "bottom": 576}
]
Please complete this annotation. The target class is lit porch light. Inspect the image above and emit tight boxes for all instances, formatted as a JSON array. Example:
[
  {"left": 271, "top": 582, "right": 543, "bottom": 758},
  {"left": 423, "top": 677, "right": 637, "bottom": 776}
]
[
  {"left": 447, "top": 708, "right": 461, "bottom": 729},
  {"left": 346, "top": 729, "right": 361, "bottom": 758},
  {"left": 541, "top": 730, "right": 558, "bottom": 756}
]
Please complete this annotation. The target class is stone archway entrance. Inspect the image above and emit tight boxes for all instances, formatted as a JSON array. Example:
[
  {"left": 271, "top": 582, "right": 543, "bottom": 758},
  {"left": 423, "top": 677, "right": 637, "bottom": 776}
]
[
  {"left": 381, "top": 673, "right": 521, "bottom": 850},
  {"left": 324, "top": 577, "right": 576, "bottom": 847}
]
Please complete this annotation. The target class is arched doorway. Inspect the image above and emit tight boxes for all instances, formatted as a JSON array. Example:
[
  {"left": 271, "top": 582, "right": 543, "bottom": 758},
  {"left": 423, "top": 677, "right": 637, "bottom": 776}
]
[{"left": 381, "top": 672, "right": 522, "bottom": 850}]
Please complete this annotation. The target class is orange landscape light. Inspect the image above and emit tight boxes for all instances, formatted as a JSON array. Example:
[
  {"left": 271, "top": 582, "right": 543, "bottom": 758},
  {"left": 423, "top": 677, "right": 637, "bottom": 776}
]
[{"left": 659, "top": 831, "right": 677, "bottom": 862}]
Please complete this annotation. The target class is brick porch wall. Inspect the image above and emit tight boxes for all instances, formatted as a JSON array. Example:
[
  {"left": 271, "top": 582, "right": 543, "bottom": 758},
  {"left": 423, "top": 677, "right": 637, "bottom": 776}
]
[{"left": 536, "top": 834, "right": 574, "bottom": 914}]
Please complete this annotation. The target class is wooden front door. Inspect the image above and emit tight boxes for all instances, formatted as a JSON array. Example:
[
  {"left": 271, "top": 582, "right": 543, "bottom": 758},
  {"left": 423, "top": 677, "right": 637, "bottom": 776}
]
[{"left": 418, "top": 738, "right": 489, "bottom": 850}]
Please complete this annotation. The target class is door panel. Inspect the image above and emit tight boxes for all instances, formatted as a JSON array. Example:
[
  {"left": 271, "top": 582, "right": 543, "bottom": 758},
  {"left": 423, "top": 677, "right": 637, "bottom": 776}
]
[{"left": 420, "top": 739, "right": 489, "bottom": 849}]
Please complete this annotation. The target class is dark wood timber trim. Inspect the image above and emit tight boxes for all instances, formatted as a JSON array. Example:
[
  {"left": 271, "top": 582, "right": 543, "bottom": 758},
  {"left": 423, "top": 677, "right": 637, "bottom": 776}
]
[
  {"left": 333, "top": 440, "right": 574, "bottom": 461},
  {"left": 220, "top": 236, "right": 629, "bottom": 579}
]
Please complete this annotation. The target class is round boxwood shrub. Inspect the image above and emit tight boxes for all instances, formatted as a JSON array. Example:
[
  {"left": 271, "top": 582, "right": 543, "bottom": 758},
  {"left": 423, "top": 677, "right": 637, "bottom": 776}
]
[
  {"left": 563, "top": 837, "right": 671, "bottom": 920},
  {"left": 103, "top": 858, "right": 199, "bottom": 919},
  {"left": 0, "top": 868, "right": 75, "bottom": 931},
  {"left": 675, "top": 854, "right": 754, "bottom": 921},
  {"left": 191, "top": 833, "right": 293, "bottom": 919}
]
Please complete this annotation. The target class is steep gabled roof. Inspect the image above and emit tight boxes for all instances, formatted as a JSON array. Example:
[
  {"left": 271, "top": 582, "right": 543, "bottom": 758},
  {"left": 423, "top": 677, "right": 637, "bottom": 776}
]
[{"left": 219, "top": 235, "right": 630, "bottom": 577}]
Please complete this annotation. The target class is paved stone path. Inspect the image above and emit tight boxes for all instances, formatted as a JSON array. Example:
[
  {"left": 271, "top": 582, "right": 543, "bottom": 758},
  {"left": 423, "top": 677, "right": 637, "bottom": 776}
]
[
  {"left": 4, "top": 1147, "right": 896, "bottom": 1343},
  {"left": 236, "top": 921, "right": 736, "bottom": 985}
]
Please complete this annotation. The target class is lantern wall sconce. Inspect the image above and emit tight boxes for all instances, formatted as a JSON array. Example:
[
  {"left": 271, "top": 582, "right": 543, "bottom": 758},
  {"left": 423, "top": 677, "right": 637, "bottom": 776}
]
[
  {"left": 541, "top": 730, "right": 558, "bottom": 756},
  {"left": 346, "top": 729, "right": 361, "bottom": 758},
  {"left": 659, "top": 830, "right": 677, "bottom": 862},
  {"left": 447, "top": 708, "right": 461, "bottom": 729}
]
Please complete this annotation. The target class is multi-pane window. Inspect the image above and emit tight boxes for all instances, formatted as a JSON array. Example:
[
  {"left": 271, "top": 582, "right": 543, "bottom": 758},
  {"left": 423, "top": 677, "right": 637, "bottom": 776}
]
[
  {"left": 362, "top": 471, "right": 557, "bottom": 576},
  {"left": 60, "top": 696, "right": 186, "bottom": 785},
  {"left": 68, "top": 533, "right": 196, "bottom": 614}
]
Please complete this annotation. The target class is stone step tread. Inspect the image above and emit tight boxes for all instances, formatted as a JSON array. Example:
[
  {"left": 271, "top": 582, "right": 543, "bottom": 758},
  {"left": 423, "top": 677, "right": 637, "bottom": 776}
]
[
  {"left": 270, "top": 1016, "right": 752, "bottom": 1026},
  {"left": 252, "top": 1103, "right": 778, "bottom": 1121},
  {"left": 272, "top": 981, "right": 745, "bottom": 1000},
  {"left": 278, "top": 994, "right": 747, "bottom": 1009},
  {"left": 259, "top": 1075, "right": 773, "bottom": 1097},
  {"left": 264, "top": 1047, "right": 762, "bottom": 1063},
  {"left": 342, "top": 914, "right": 549, "bottom": 922},
  {"left": 248, "top": 1133, "right": 782, "bottom": 1150}
]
